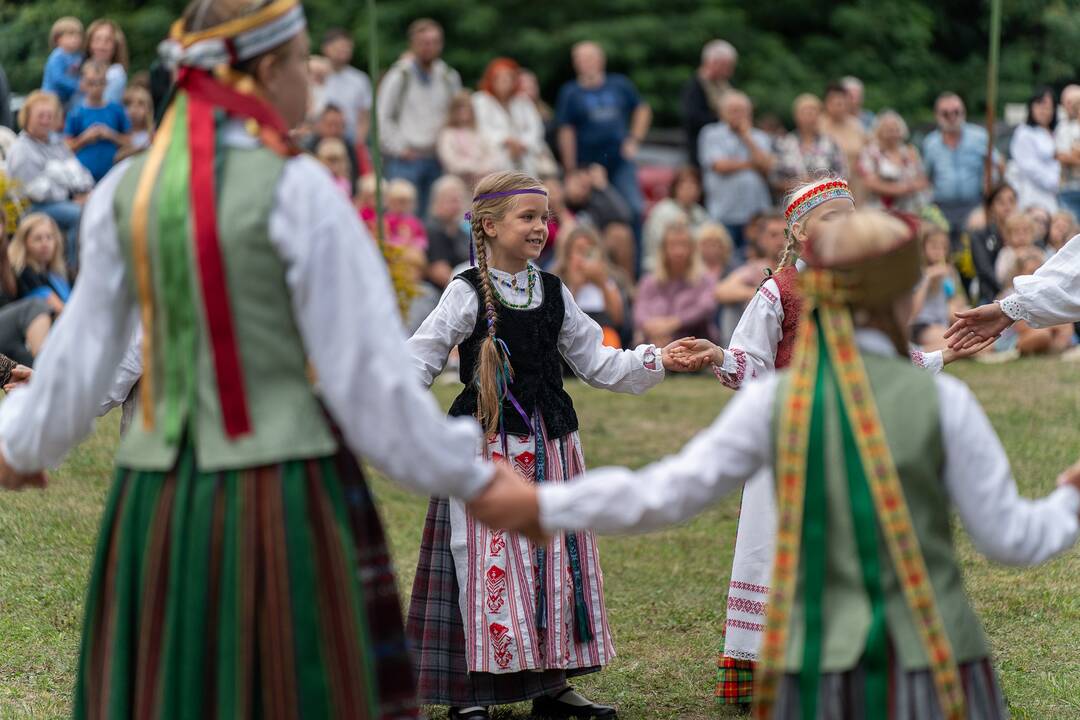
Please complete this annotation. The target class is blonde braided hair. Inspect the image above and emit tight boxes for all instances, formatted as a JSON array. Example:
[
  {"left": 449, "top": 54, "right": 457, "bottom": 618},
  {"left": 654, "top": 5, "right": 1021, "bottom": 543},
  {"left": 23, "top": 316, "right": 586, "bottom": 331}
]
[{"left": 468, "top": 171, "right": 547, "bottom": 435}]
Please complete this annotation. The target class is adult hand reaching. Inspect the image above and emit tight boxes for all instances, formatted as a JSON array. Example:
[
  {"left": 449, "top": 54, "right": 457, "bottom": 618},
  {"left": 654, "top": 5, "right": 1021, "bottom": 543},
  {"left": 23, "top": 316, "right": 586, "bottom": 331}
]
[
  {"left": 944, "top": 303, "right": 1014, "bottom": 351},
  {"left": 0, "top": 451, "right": 46, "bottom": 491},
  {"left": 467, "top": 461, "right": 546, "bottom": 544},
  {"left": 941, "top": 334, "right": 998, "bottom": 364}
]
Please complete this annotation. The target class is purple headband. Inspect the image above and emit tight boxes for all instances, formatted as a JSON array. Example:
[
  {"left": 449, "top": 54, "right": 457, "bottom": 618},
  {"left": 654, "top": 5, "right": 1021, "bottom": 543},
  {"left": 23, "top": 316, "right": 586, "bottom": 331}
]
[{"left": 464, "top": 188, "right": 548, "bottom": 222}]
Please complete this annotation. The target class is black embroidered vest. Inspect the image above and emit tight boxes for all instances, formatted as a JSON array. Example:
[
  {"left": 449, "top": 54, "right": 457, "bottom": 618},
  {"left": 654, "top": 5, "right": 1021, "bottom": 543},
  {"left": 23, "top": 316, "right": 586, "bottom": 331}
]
[{"left": 448, "top": 268, "right": 579, "bottom": 438}]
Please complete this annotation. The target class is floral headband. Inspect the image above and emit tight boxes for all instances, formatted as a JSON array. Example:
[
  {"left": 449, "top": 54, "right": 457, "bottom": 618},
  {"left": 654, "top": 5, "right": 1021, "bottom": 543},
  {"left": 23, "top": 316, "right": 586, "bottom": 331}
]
[{"left": 785, "top": 179, "right": 854, "bottom": 228}]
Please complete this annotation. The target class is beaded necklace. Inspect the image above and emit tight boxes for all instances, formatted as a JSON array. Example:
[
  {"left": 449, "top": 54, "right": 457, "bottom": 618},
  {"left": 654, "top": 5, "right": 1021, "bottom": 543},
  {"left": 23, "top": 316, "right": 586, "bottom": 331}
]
[{"left": 490, "top": 265, "right": 537, "bottom": 309}]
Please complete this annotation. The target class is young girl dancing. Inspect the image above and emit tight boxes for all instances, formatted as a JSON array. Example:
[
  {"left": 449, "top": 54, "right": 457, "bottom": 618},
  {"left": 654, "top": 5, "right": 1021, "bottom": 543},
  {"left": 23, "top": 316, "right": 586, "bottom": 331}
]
[
  {"left": 0, "top": 1, "right": 517, "bottom": 716},
  {"left": 475, "top": 208, "right": 1080, "bottom": 719},
  {"left": 407, "top": 170, "right": 689, "bottom": 720},
  {"left": 672, "top": 175, "right": 987, "bottom": 708}
]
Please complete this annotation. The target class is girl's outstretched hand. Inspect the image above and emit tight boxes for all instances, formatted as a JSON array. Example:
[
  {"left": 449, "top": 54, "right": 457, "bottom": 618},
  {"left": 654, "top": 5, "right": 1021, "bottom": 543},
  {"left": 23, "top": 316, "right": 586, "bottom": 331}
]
[
  {"left": 0, "top": 450, "right": 46, "bottom": 491},
  {"left": 665, "top": 337, "right": 723, "bottom": 372},
  {"left": 941, "top": 334, "right": 998, "bottom": 364},
  {"left": 945, "top": 303, "right": 1013, "bottom": 350},
  {"left": 468, "top": 462, "right": 547, "bottom": 544}
]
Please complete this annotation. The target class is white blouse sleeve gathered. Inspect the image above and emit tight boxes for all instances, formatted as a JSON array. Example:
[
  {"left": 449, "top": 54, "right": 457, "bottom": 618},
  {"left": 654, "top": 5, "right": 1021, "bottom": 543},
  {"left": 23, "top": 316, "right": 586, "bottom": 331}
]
[
  {"left": 713, "top": 278, "right": 784, "bottom": 389},
  {"left": 1000, "top": 233, "right": 1080, "bottom": 328},
  {"left": 406, "top": 278, "right": 479, "bottom": 388}
]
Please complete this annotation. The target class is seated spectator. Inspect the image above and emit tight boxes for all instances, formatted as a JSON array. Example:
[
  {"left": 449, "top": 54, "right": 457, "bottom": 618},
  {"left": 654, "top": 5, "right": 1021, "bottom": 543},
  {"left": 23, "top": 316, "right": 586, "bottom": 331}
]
[
  {"left": 563, "top": 165, "right": 633, "bottom": 231},
  {"left": 314, "top": 138, "right": 353, "bottom": 196},
  {"left": 858, "top": 109, "right": 929, "bottom": 212},
  {"left": 85, "top": 19, "right": 129, "bottom": 105},
  {"left": 41, "top": 17, "right": 84, "bottom": 107},
  {"left": 1003, "top": 248, "right": 1075, "bottom": 356},
  {"left": 65, "top": 61, "right": 130, "bottom": 183},
  {"left": 696, "top": 222, "right": 732, "bottom": 281},
  {"left": 473, "top": 58, "right": 556, "bottom": 177},
  {"left": 698, "top": 91, "right": 774, "bottom": 249},
  {"left": 7, "top": 91, "right": 93, "bottom": 274},
  {"left": 402, "top": 245, "right": 439, "bottom": 334},
  {"left": 601, "top": 222, "right": 636, "bottom": 288},
  {"left": 911, "top": 221, "right": 968, "bottom": 351},
  {"left": 995, "top": 213, "right": 1038, "bottom": 288},
  {"left": 642, "top": 166, "right": 709, "bottom": 273},
  {"left": 303, "top": 105, "right": 359, "bottom": 190},
  {"left": 634, "top": 221, "right": 717, "bottom": 346},
  {"left": 425, "top": 175, "right": 471, "bottom": 289},
  {"left": 543, "top": 174, "right": 578, "bottom": 257},
  {"left": 713, "top": 210, "right": 786, "bottom": 343},
  {"left": 117, "top": 86, "right": 153, "bottom": 161},
  {"left": 384, "top": 178, "right": 428, "bottom": 250},
  {"left": 1048, "top": 209, "right": 1078, "bottom": 253},
  {"left": 0, "top": 206, "right": 51, "bottom": 365},
  {"left": 967, "top": 182, "right": 1017, "bottom": 304},
  {"left": 11, "top": 213, "right": 70, "bottom": 313},
  {"left": 355, "top": 173, "right": 385, "bottom": 237},
  {"left": 554, "top": 225, "right": 625, "bottom": 347},
  {"left": 1026, "top": 204, "right": 1051, "bottom": 246},
  {"left": 771, "top": 93, "right": 845, "bottom": 193},
  {"left": 437, "top": 91, "right": 498, "bottom": 190}
]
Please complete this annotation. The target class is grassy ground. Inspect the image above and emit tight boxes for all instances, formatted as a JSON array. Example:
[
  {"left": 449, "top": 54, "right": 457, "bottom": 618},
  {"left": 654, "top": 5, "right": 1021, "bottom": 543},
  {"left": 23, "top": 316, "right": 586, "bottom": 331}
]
[{"left": 1, "top": 360, "right": 1079, "bottom": 719}]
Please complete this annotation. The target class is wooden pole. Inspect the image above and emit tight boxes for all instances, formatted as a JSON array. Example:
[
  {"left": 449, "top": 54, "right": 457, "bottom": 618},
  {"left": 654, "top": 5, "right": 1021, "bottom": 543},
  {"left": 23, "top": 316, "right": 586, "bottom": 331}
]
[
  {"left": 366, "top": 0, "right": 384, "bottom": 243},
  {"left": 983, "top": 0, "right": 1003, "bottom": 195}
]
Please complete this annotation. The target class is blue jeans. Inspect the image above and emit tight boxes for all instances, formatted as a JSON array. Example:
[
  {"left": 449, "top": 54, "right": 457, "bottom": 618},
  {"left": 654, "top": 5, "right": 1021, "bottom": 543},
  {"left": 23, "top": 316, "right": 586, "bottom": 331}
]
[
  {"left": 384, "top": 155, "right": 442, "bottom": 219},
  {"left": 31, "top": 200, "right": 82, "bottom": 273},
  {"left": 1060, "top": 190, "right": 1080, "bottom": 222},
  {"left": 607, "top": 156, "right": 645, "bottom": 277}
]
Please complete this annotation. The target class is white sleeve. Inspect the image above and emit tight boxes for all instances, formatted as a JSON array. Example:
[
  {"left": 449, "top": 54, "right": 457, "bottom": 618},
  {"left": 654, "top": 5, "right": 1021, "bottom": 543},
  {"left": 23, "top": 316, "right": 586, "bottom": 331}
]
[
  {"left": 713, "top": 278, "right": 783, "bottom": 389},
  {"left": 99, "top": 324, "right": 144, "bottom": 415},
  {"left": 999, "top": 233, "right": 1080, "bottom": 327},
  {"left": 908, "top": 348, "right": 943, "bottom": 374},
  {"left": 269, "top": 156, "right": 492, "bottom": 500},
  {"left": 405, "top": 278, "right": 477, "bottom": 388},
  {"left": 0, "top": 162, "right": 139, "bottom": 472},
  {"left": 938, "top": 374, "right": 1080, "bottom": 565},
  {"left": 558, "top": 284, "right": 665, "bottom": 394},
  {"left": 473, "top": 93, "right": 510, "bottom": 150},
  {"left": 539, "top": 376, "right": 776, "bottom": 534}
]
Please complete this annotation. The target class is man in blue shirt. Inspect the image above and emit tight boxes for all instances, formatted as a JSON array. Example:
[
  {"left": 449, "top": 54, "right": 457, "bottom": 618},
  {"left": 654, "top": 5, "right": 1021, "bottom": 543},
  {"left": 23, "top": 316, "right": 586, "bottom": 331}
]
[
  {"left": 64, "top": 61, "right": 130, "bottom": 183},
  {"left": 556, "top": 42, "right": 651, "bottom": 273},
  {"left": 922, "top": 92, "right": 1002, "bottom": 240}
]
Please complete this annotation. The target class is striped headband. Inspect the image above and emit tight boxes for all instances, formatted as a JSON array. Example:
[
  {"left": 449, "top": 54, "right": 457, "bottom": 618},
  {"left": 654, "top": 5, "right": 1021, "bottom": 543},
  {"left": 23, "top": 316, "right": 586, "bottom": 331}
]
[
  {"left": 158, "top": 0, "right": 306, "bottom": 70},
  {"left": 785, "top": 179, "right": 854, "bottom": 228}
]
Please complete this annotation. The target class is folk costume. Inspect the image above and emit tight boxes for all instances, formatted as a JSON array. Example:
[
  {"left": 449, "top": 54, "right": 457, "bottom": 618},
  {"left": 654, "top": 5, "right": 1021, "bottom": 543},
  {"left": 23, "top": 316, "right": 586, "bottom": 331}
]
[
  {"left": 711, "top": 180, "right": 945, "bottom": 706},
  {"left": 998, "top": 231, "right": 1080, "bottom": 326},
  {"left": 533, "top": 224, "right": 1080, "bottom": 719},
  {"left": 407, "top": 257, "right": 664, "bottom": 714},
  {"left": 0, "top": 3, "right": 496, "bottom": 718}
]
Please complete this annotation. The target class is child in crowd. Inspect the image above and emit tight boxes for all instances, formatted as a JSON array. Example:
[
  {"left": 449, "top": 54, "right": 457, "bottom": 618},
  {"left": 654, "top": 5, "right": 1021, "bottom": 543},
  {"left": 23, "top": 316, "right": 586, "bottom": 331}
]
[
  {"left": 995, "top": 213, "right": 1038, "bottom": 288},
  {"left": 41, "top": 17, "right": 84, "bottom": 107},
  {"left": 64, "top": 61, "right": 130, "bottom": 182},
  {"left": 425, "top": 174, "right": 472, "bottom": 289},
  {"left": 553, "top": 225, "right": 625, "bottom": 347},
  {"left": 314, "top": 137, "right": 353, "bottom": 196},
  {"left": 10, "top": 213, "right": 70, "bottom": 313},
  {"left": 385, "top": 178, "right": 428, "bottom": 250},
  {"left": 437, "top": 91, "right": 498, "bottom": 190},
  {"left": 911, "top": 221, "right": 967, "bottom": 351},
  {"left": 118, "top": 86, "right": 154, "bottom": 159},
  {"left": 406, "top": 171, "right": 691, "bottom": 720},
  {"left": 84, "top": 19, "right": 129, "bottom": 105},
  {"left": 1048, "top": 209, "right": 1078, "bottom": 254},
  {"left": 697, "top": 222, "right": 733, "bottom": 281},
  {"left": 1001, "top": 249, "right": 1075, "bottom": 357}
]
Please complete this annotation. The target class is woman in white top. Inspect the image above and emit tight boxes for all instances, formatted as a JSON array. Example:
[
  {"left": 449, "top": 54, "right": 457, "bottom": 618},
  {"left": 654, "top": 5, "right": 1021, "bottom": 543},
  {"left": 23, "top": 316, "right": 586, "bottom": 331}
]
[
  {"left": 1008, "top": 88, "right": 1061, "bottom": 212},
  {"left": 472, "top": 58, "right": 555, "bottom": 178}
]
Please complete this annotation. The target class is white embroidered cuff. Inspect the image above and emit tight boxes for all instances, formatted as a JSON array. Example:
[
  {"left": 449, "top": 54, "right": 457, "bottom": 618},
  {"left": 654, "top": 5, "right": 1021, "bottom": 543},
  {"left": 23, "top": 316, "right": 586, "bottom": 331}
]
[{"left": 998, "top": 295, "right": 1027, "bottom": 323}]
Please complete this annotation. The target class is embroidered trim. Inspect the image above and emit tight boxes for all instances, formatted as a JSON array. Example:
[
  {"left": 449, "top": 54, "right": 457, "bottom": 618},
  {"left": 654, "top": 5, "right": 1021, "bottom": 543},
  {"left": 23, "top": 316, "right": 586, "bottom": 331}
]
[
  {"left": 728, "top": 596, "right": 768, "bottom": 616},
  {"left": 727, "top": 618, "right": 766, "bottom": 632},
  {"left": 998, "top": 296, "right": 1026, "bottom": 323},
  {"left": 729, "top": 580, "right": 770, "bottom": 594},
  {"left": 715, "top": 348, "right": 748, "bottom": 390},
  {"left": 910, "top": 349, "right": 926, "bottom": 367},
  {"left": 723, "top": 648, "right": 760, "bottom": 661}
]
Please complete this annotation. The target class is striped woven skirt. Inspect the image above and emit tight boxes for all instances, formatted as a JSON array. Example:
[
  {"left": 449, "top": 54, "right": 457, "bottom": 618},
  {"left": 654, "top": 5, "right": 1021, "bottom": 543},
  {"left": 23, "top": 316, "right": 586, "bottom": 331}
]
[
  {"left": 771, "top": 657, "right": 1008, "bottom": 719},
  {"left": 73, "top": 444, "right": 419, "bottom": 720}
]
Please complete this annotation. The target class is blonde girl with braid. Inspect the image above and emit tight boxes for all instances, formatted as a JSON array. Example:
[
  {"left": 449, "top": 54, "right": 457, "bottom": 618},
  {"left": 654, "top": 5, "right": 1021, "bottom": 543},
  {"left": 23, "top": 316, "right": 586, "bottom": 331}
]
[
  {"left": 667, "top": 175, "right": 982, "bottom": 709},
  {"left": 407, "top": 170, "right": 694, "bottom": 720}
]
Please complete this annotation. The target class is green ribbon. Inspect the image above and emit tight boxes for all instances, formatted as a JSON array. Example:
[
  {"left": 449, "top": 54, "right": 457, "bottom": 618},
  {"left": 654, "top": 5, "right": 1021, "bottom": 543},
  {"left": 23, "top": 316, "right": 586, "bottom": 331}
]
[
  {"left": 156, "top": 92, "right": 198, "bottom": 443},
  {"left": 799, "top": 313, "right": 829, "bottom": 719}
]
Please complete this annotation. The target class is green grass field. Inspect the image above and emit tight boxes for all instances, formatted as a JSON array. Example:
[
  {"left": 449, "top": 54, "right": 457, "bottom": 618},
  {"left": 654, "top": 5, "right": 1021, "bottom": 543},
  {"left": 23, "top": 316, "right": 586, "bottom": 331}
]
[{"left": 1, "top": 360, "right": 1079, "bottom": 719}]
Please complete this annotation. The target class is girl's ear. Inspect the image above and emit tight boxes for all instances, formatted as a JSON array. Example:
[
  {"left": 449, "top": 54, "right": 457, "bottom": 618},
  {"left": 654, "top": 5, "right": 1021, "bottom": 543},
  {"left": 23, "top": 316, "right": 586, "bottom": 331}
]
[{"left": 481, "top": 216, "right": 498, "bottom": 239}]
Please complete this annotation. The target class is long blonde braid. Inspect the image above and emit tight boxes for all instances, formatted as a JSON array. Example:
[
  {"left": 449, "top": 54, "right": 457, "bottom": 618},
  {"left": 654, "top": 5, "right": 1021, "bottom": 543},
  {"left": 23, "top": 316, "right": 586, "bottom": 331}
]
[{"left": 468, "top": 171, "right": 547, "bottom": 435}]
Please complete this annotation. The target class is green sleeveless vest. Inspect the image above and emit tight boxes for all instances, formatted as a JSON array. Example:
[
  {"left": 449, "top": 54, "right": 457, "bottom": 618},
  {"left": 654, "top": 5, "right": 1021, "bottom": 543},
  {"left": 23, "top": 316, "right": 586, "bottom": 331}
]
[
  {"left": 774, "top": 352, "right": 990, "bottom": 672},
  {"left": 112, "top": 147, "right": 337, "bottom": 471}
]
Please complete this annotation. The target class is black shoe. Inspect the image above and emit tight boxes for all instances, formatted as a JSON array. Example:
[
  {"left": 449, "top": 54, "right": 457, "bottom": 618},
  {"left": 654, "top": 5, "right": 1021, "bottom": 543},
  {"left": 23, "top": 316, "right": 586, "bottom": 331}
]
[
  {"left": 448, "top": 707, "right": 490, "bottom": 719},
  {"left": 531, "top": 687, "right": 617, "bottom": 719}
]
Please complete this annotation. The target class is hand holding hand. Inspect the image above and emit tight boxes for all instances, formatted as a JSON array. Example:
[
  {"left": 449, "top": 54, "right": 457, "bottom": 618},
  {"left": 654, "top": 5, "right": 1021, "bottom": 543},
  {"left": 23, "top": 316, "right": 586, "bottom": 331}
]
[
  {"left": 0, "top": 451, "right": 46, "bottom": 491},
  {"left": 467, "top": 462, "right": 546, "bottom": 544},
  {"left": 3, "top": 365, "right": 32, "bottom": 393},
  {"left": 941, "top": 334, "right": 997, "bottom": 365},
  {"left": 944, "top": 303, "right": 1014, "bottom": 351},
  {"left": 665, "top": 337, "right": 723, "bottom": 371}
]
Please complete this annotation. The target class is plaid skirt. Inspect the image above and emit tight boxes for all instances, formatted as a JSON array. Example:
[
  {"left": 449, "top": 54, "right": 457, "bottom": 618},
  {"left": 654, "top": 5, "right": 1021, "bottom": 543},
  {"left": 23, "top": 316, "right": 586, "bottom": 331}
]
[
  {"left": 406, "top": 495, "right": 598, "bottom": 707},
  {"left": 771, "top": 657, "right": 1008, "bottom": 719},
  {"left": 74, "top": 443, "right": 418, "bottom": 720}
]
